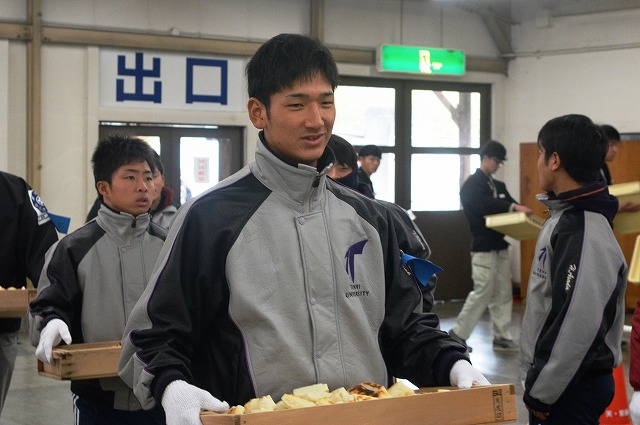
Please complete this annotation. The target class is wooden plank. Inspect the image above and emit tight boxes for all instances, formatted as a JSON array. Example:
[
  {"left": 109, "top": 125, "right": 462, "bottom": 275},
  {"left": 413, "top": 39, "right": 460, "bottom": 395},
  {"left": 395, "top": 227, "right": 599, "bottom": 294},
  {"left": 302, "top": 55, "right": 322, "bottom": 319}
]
[
  {"left": 485, "top": 211, "right": 545, "bottom": 241},
  {"left": 629, "top": 235, "right": 640, "bottom": 284},
  {"left": 609, "top": 181, "right": 640, "bottom": 234},
  {"left": 200, "top": 384, "right": 516, "bottom": 425}
]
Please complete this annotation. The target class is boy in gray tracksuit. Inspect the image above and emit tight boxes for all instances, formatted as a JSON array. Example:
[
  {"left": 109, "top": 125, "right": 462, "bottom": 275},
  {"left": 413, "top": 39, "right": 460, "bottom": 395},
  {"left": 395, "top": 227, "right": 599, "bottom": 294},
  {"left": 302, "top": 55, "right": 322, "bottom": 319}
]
[
  {"left": 520, "top": 114, "right": 627, "bottom": 425},
  {"left": 29, "top": 135, "right": 167, "bottom": 424}
]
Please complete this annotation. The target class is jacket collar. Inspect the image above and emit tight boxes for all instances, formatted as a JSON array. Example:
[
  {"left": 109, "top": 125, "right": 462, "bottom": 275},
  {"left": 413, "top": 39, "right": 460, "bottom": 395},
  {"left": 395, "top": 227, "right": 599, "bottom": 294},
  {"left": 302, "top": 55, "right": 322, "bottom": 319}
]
[
  {"left": 96, "top": 203, "right": 151, "bottom": 246},
  {"left": 535, "top": 179, "right": 618, "bottom": 224},
  {"left": 251, "top": 132, "right": 333, "bottom": 209}
]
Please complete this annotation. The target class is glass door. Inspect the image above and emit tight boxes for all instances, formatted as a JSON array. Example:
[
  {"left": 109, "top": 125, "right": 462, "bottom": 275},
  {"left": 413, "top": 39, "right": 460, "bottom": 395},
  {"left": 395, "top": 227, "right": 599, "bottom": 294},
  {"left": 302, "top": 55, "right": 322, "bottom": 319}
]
[{"left": 99, "top": 123, "right": 244, "bottom": 205}]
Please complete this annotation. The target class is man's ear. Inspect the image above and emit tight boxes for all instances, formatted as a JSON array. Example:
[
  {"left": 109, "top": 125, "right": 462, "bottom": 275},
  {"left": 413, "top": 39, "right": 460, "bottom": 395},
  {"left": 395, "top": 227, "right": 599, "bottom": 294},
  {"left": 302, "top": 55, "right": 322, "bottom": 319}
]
[
  {"left": 550, "top": 152, "right": 562, "bottom": 171},
  {"left": 96, "top": 181, "right": 110, "bottom": 198},
  {"left": 248, "top": 98, "right": 267, "bottom": 129}
]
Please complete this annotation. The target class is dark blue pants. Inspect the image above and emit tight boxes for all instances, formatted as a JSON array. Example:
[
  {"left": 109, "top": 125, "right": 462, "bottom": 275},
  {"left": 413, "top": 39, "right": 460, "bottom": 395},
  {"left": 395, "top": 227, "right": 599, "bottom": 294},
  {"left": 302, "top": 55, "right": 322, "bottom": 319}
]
[
  {"left": 72, "top": 394, "right": 165, "bottom": 425},
  {"left": 528, "top": 373, "right": 614, "bottom": 425}
]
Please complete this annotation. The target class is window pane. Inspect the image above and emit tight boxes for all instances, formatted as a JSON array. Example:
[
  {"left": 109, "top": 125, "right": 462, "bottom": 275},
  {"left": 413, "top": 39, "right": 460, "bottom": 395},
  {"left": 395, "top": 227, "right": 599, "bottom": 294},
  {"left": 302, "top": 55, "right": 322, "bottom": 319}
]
[
  {"left": 411, "top": 154, "right": 480, "bottom": 211},
  {"left": 366, "top": 152, "right": 395, "bottom": 203},
  {"left": 334, "top": 86, "right": 395, "bottom": 147},
  {"left": 411, "top": 90, "right": 481, "bottom": 148},
  {"left": 180, "top": 137, "right": 219, "bottom": 204}
]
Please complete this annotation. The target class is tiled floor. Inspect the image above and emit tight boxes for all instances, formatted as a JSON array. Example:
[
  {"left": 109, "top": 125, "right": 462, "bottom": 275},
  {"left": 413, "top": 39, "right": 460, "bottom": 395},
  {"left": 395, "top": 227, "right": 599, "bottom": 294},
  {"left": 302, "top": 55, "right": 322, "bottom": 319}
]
[{"left": 0, "top": 299, "right": 634, "bottom": 424}]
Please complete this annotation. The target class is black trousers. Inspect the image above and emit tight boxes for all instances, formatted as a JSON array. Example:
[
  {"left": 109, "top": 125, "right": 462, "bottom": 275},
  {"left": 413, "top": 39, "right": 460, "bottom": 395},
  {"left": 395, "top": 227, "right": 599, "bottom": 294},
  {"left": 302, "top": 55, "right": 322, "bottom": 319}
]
[{"left": 528, "top": 373, "right": 614, "bottom": 425}]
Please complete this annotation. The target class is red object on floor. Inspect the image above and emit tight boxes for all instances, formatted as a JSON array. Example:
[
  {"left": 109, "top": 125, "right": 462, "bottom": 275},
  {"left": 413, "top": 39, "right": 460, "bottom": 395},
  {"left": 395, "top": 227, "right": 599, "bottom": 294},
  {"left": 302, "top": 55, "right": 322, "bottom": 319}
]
[{"left": 600, "top": 364, "right": 632, "bottom": 425}]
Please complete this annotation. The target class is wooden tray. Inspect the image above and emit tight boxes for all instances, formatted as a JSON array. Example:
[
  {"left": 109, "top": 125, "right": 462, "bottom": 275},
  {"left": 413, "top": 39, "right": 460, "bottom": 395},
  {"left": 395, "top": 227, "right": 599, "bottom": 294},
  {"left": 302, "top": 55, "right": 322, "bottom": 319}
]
[
  {"left": 629, "top": 235, "right": 640, "bottom": 284},
  {"left": 0, "top": 288, "right": 36, "bottom": 318},
  {"left": 200, "top": 384, "right": 517, "bottom": 425},
  {"left": 37, "top": 341, "right": 122, "bottom": 380},
  {"left": 610, "top": 181, "right": 640, "bottom": 235},
  {"left": 485, "top": 212, "right": 545, "bottom": 240}
]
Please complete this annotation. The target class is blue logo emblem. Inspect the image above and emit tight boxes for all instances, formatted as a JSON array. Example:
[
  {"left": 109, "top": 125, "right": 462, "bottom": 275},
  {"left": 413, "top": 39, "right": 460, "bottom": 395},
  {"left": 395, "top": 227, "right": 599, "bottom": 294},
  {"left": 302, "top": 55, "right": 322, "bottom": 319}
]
[
  {"left": 345, "top": 240, "right": 368, "bottom": 283},
  {"left": 538, "top": 247, "right": 547, "bottom": 268}
]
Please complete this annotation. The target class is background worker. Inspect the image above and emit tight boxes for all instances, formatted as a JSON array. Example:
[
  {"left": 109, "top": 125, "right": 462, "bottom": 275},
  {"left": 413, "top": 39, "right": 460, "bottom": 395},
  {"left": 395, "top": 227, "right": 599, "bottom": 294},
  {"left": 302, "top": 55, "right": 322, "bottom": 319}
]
[
  {"left": 450, "top": 140, "right": 532, "bottom": 353},
  {"left": 357, "top": 144, "right": 382, "bottom": 197},
  {"left": 599, "top": 124, "right": 640, "bottom": 213},
  {"left": 0, "top": 171, "right": 58, "bottom": 417}
]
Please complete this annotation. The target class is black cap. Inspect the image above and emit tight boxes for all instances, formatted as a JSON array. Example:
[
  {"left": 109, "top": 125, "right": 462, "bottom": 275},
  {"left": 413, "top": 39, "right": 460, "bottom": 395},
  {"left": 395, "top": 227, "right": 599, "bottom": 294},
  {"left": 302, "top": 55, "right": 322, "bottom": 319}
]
[
  {"left": 479, "top": 140, "right": 507, "bottom": 161},
  {"left": 358, "top": 145, "right": 382, "bottom": 159}
]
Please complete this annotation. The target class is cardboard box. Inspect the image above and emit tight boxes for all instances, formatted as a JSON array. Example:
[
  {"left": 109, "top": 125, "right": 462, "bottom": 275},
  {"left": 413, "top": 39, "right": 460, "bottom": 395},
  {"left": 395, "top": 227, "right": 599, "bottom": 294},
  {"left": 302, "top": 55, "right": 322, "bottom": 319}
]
[
  {"left": 0, "top": 288, "right": 36, "bottom": 318},
  {"left": 200, "top": 384, "right": 517, "bottom": 425},
  {"left": 38, "top": 341, "right": 121, "bottom": 380},
  {"left": 485, "top": 212, "right": 545, "bottom": 240},
  {"left": 610, "top": 181, "right": 640, "bottom": 235}
]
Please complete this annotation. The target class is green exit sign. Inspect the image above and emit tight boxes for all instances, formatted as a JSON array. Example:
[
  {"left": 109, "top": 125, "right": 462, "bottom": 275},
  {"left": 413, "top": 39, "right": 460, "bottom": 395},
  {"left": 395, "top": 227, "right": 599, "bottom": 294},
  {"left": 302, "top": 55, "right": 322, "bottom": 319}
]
[{"left": 377, "top": 45, "right": 465, "bottom": 76}]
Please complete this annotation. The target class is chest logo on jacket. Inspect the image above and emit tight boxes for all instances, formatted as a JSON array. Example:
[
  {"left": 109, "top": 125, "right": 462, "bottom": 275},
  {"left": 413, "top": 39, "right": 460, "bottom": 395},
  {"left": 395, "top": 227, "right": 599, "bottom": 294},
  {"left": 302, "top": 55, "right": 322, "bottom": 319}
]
[
  {"left": 344, "top": 240, "right": 370, "bottom": 299},
  {"left": 532, "top": 247, "right": 548, "bottom": 280}
]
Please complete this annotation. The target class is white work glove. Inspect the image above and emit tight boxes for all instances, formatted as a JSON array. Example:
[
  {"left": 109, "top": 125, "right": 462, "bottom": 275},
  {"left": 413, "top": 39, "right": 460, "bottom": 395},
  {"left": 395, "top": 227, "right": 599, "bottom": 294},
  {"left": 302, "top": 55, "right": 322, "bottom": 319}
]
[
  {"left": 630, "top": 391, "right": 640, "bottom": 425},
  {"left": 449, "top": 360, "right": 491, "bottom": 388},
  {"left": 36, "top": 318, "right": 72, "bottom": 364},
  {"left": 161, "top": 380, "right": 229, "bottom": 425}
]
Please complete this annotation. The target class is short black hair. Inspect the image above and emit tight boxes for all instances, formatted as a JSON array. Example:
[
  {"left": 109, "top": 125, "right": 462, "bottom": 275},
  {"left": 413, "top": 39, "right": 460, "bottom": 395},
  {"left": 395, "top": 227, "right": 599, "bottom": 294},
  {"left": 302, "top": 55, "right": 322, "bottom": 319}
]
[
  {"left": 538, "top": 114, "right": 607, "bottom": 185},
  {"left": 92, "top": 134, "right": 156, "bottom": 195},
  {"left": 479, "top": 140, "right": 507, "bottom": 161},
  {"left": 600, "top": 124, "right": 621, "bottom": 143},
  {"left": 327, "top": 135, "right": 358, "bottom": 171},
  {"left": 245, "top": 33, "right": 339, "bottom": 112},
  {"left": 357, "top": 145, "right": 382, "bottom": 159}
]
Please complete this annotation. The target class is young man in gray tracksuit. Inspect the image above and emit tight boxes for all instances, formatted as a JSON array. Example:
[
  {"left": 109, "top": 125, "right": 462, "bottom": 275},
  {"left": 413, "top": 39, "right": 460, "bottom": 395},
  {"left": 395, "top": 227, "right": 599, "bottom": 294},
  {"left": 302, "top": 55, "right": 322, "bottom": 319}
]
[
  {"left": 29, "top": 135, "right": 167, "bottom": 424},
  {"left": 119, "top": 33, "right": 489, "bottom": 425},
  {"left": 521, "top": 114, "right": 627, "bottom": 425}
]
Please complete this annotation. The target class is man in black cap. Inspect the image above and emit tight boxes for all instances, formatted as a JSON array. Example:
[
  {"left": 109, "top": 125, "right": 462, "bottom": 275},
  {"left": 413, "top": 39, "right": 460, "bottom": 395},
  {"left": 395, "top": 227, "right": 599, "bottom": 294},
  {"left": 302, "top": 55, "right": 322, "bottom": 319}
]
[{"left": 449, "top": 140, "right": 532, "bottom": 353}]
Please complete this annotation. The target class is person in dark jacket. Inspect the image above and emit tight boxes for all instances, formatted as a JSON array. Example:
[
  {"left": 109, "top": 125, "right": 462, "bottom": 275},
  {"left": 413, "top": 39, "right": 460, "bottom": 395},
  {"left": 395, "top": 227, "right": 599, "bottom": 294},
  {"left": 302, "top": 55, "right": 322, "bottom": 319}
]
[
  {"left": 521, "top": 114, "right": 626, "bottom": 424},
  {"left": 119, "top": 33, "right": 489, "bottom": 425},
  {"left": 29, "top": 135, "right": 167, "bottom": 424},
  {"left": 357, "top": 144, "right": 381, "bottom": 197},
  {"left": 450, "top": 140, "right": 532, "bottom": 353},
  {"left": 598, "top": 124, "right": 640, "bottom": 213},
  {"left": 0, "top": 171, "right": 58, "bottom": 416}
]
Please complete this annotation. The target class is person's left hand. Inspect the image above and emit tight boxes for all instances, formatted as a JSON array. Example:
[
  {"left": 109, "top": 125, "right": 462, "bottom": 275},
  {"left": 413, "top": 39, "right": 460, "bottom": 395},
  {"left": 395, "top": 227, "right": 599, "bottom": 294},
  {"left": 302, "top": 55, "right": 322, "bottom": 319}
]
[
  {"left": 449, "top": 360, "right": 491, "bottom": 388},
  {"left": 527, "top": 405, "right": 550, "bottom": 421}
]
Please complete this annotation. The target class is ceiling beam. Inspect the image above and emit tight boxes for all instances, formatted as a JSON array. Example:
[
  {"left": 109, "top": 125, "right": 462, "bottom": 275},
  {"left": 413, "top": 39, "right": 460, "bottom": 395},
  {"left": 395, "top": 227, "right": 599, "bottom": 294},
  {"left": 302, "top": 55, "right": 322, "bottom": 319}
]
[{"left": 0, "top": 20, "right": 507, "bottom": 73}]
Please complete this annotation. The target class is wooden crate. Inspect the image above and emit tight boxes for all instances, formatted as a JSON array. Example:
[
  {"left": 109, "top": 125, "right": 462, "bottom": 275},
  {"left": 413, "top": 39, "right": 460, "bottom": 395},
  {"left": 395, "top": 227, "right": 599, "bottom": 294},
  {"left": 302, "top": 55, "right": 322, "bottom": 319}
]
[
  {"left": 485, "top": 211, "right": 545, "bottom": 241},
  {"left": 200, "top": 384, "right": 517, "bottom": 425},
  {"left": 0, "top": 288, "right": 36, "bottom": 318},
  {"left": 37, "top": 341, "right": 122, "bottom": 380}
]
